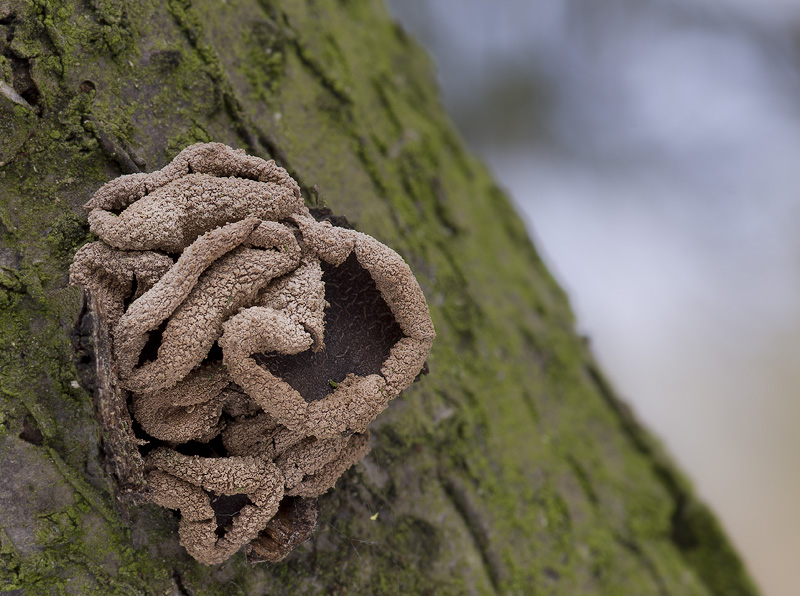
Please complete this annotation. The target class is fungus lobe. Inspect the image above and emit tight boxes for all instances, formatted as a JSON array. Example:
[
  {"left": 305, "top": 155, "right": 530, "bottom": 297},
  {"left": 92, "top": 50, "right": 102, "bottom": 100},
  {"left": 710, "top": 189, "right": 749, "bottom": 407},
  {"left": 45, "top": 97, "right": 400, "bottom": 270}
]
[{"left": 70, "top": 143, "right": 434, "bottom": 565}]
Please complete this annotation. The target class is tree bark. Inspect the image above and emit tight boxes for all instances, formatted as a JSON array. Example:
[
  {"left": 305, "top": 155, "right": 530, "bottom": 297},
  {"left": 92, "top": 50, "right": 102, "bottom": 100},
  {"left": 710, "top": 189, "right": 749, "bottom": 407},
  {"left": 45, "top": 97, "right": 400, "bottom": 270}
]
[{"left": 0, "top": 0, "right": 758, "bottom": 594}]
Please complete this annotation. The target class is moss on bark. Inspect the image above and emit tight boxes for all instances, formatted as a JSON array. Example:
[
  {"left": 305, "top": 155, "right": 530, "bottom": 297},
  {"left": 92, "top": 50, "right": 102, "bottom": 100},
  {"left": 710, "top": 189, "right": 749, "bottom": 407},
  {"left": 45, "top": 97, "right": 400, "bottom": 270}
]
[{"left": 0, "top": 0, "right": 759, "bottom": 594}]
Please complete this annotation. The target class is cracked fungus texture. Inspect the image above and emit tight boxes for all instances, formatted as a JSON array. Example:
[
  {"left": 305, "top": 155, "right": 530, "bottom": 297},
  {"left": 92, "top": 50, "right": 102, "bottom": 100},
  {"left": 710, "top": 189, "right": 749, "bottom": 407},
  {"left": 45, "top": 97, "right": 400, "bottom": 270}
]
[{"left": 69, "top": 142, "right": 435, "bottom": 565}]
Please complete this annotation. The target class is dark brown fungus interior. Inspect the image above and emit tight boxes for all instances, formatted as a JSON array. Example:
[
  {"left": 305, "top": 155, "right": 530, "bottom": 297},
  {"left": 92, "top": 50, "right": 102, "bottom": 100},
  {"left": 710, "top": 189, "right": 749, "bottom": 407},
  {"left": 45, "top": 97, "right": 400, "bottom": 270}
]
[
  {"left": 255, "top": 253, "right": 404, "bottom": 402},
  {"left": 210, "top": 492, "right": 252, "bottom": 536},
  {"left": 136, "top": 318, "right": 170, "bottom": 367}
]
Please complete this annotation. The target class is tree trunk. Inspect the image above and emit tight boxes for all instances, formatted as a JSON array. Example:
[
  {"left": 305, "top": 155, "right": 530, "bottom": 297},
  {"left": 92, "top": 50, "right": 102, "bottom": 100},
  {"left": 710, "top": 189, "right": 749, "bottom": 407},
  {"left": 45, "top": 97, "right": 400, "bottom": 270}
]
[{"left": 0, "top": 0, "right": 758, "bottom": 594}]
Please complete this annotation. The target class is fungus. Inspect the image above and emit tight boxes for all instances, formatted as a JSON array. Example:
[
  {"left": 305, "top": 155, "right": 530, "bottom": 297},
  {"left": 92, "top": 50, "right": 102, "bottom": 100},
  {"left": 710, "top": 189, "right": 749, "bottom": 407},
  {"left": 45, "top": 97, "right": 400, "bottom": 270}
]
[{"left": 69, "top": 142, "right": 435, "bottom": 565}]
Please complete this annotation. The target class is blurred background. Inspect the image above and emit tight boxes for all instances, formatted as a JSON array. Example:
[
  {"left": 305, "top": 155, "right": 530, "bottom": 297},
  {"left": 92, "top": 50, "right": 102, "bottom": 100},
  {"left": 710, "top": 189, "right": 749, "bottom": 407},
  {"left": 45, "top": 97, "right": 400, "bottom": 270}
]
[{"left": 385, "top": 1, "right": 800, "bottom": 595}]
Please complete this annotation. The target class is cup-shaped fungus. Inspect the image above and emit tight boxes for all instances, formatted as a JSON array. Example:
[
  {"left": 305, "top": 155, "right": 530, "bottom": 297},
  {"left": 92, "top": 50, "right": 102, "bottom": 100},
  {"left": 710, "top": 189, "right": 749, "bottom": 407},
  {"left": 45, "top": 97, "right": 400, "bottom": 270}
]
[{"left": 69, "top": 143, "right": 434, "bottom": 565}]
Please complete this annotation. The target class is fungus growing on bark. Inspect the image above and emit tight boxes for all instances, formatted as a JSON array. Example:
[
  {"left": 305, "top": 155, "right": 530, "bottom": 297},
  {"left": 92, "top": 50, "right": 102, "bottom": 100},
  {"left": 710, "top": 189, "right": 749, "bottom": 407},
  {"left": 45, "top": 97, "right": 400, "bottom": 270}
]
[{"left": 69, "top": 143, "right": 435, "bottom": 565}]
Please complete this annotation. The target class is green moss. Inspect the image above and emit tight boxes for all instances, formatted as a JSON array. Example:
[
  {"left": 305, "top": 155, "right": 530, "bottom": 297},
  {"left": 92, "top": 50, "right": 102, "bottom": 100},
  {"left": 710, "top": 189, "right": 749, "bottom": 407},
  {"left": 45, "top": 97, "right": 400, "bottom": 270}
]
[
  {"left": 45, "top": 211, "right": 91, "bottom": 264},
  {"left": 0, "top": 528, "right": 22, "bottom": 590},
  {"left": 166, "top": 119, "right": 213, "bottom": 157},
  {"left": 10, "top": 492, "right": 169, "bottom": 595},
  {"left": 0, "top": 266, "right": 24, "bottom": 311},
  {"left": 239, "top": 16, "right": 287, "bottom": 101}
]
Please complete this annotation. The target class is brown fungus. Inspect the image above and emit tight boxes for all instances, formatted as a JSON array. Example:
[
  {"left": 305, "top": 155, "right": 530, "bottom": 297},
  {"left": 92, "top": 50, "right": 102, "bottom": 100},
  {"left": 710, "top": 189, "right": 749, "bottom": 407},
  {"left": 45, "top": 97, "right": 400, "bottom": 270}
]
[{"left": 69, "top": 143, "right": 435, "bottom": 565}]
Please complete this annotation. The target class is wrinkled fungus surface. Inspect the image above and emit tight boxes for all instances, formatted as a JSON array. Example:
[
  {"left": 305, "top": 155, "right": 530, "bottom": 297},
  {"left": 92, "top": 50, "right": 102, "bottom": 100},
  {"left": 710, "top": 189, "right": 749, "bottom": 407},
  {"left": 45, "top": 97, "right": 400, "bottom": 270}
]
[{"left": 69, "top": 143, "right": 434, "bottom": 565}]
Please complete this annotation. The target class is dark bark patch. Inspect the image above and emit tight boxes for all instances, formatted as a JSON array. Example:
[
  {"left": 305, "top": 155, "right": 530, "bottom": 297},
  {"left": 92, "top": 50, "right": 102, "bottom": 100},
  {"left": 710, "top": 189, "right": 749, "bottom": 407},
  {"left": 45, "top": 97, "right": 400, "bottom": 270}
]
[
  {"left": 0, "top": 14, "right": 41, "bottom": 114},
  {"left": 82, "top": 115, "right": 142, "bottom": 174},
  {"left": 2, "top": 55, "right": 37, "bottom": 110},
  {"left": 70, "top": 293, "right": 96, "bottom": 393},
  {"left": 414, "top": 360, "right": 430, "bottom": 382},
  {"left": 172, "top": 570, "right": 196, "bottom": 596},
  {"left": 440, "top": 472, "right": 508, "bottom": 590},
  {"left": 18, "top": 417, "right": 44, "bottom": 446},
  {"left": 309, "top": 206, "right": 352, "bottom": 229},
  {"left": 247, "top": 496, "right": 319, "bottom": 563},
  {"left": 148, "top": 49, "right": 182, "bottom": 71}
]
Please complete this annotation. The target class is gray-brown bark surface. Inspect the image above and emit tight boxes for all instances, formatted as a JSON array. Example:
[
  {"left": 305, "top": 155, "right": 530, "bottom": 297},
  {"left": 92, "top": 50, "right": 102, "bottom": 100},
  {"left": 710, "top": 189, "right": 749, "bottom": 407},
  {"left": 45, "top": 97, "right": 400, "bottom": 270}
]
[{"left": 0, "top": 0, "right": 759, "bottom": 594}]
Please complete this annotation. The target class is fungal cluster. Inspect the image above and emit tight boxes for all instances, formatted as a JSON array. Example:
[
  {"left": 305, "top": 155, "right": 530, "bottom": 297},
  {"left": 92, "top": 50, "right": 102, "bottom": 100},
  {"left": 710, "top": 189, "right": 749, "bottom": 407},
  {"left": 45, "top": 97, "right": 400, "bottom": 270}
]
[{"left": 70, "top": 143, "right": 434, "bottom": 565}]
